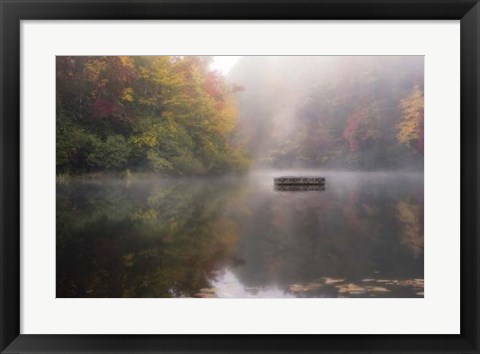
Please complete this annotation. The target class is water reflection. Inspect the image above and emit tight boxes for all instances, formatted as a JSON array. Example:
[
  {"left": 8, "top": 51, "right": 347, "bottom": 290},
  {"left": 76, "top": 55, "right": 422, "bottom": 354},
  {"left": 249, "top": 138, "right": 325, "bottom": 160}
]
[
  {"left": 274, "top": 184, "right": 325, "bottom": 191},
  {"left": 57, "top": 171, "right": 423, "bottom": 298}
]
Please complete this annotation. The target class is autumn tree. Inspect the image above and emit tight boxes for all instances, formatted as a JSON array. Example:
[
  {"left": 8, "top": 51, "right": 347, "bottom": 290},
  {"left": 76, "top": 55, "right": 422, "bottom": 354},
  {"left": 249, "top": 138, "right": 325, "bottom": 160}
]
[
  {"left": 230, "top": 56, "right": 424, "bottom": 170},
  {"left": 56, "top": 56, "right": 249, "bottom": 175},
  {"left": 397, "top": 86, "right": 424, "bottom": 154}
]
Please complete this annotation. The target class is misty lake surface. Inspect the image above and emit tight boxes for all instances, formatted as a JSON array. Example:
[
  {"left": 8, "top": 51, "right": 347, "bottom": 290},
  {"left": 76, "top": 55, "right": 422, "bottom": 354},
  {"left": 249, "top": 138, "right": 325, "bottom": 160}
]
[{"left": 57, "top": 171, "right": 424, "bottom": 298}]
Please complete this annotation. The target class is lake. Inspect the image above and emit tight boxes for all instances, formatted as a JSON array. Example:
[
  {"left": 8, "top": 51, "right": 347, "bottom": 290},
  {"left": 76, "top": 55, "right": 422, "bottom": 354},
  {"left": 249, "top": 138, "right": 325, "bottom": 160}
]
[{"left": 56, "top": 171, "right": 424, "bottom": 298}]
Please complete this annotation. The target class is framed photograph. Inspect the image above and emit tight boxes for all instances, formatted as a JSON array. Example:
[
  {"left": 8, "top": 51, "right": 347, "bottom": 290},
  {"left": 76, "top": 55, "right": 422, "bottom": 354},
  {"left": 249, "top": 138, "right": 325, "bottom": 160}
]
[{"left": 1, "top": 0, "right": 478, "bottom": 353}]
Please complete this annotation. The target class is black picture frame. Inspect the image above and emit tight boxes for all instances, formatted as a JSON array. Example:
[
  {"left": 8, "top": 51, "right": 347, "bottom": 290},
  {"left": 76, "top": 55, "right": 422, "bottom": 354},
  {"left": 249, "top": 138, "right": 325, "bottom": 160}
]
[{"left": 1, "top": 0, "right": 479, "bottom": 353}]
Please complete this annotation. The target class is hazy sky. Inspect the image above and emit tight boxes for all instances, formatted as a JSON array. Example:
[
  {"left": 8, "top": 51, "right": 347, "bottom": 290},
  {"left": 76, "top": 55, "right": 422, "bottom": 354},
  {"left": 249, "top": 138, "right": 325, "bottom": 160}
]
[{"left": 210, "top": 56, "right": 241, "bottom": 75}]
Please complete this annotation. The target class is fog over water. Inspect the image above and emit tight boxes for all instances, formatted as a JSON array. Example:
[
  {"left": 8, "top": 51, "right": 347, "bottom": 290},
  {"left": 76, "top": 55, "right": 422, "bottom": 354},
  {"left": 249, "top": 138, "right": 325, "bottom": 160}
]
[
  {"left": 57, "top": 170, "right": 423, "bottom": 298},
  {"left": 56, "top": 56, "right": 424, "bottom": 298}
]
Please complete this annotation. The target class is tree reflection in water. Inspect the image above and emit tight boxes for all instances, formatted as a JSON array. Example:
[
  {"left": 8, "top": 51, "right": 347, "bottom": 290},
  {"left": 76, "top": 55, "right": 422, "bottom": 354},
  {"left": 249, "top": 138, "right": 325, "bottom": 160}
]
[{"left": 57, "top": 171, "right": 423, "bottom": 298}]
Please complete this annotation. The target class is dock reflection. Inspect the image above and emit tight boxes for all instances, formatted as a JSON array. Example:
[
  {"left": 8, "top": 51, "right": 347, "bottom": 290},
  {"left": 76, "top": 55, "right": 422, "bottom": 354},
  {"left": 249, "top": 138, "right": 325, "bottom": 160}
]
[{"left": 274, "top": 184, "right": 325, "bottom": 192}]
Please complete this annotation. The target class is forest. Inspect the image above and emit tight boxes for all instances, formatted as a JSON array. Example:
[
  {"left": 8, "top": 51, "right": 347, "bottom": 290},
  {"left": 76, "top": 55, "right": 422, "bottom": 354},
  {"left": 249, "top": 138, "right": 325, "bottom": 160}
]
[
  {"left": 56, "top": 56, "right": 424, "bottom": 175},
  {"left": 56, "top": 56, "right": 249, "bottom": 175},
  {"left": 229, "top": 56, "right": 424, "bottom": 170}
]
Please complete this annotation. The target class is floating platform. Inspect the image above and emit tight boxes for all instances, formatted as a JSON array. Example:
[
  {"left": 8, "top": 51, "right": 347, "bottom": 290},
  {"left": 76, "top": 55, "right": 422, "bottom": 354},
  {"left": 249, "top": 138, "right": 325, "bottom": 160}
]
[{"left": 274, "top": 176, "right": 325, "bottom": 186}]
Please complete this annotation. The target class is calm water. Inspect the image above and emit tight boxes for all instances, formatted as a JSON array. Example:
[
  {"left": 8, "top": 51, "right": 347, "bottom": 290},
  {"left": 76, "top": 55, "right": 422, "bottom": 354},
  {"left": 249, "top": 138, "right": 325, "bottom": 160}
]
[{"left": 57, "top": 171, "right": 424, "bottom": 298}]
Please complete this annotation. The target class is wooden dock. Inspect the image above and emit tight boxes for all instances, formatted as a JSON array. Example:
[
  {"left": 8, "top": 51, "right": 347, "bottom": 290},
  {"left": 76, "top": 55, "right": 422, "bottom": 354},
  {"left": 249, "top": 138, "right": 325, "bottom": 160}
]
[{"left": 274, "top": 176, "right": 325, "bottom": 186}]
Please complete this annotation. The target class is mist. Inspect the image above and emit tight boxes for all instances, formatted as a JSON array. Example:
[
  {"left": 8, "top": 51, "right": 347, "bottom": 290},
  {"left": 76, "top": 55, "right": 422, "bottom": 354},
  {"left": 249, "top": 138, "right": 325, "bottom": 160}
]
[
  {"left": 227, "top": 56, "right": 424, "bottom": 171},
  {"left": 56, "top": 56, "right": 424, "bottom": 298}
]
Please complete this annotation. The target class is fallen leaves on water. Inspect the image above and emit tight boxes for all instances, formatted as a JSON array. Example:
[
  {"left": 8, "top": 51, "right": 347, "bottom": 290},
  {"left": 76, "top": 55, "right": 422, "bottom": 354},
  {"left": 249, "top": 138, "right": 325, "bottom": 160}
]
[
  {"left": 323, "top": 277, "right": 345, "bottom": 285},
  {"left": 368, "top": 286, "right": 391, "bottom": 293},
  {"left": 336, "top": 283, "right": 366, "bottom": 294},
  {"left": 194, "top": 293, "right": 216, "bottom": 298},
  {"left": 395, "top": 279, "right": 424, "bottom": 288},
  {"left": 289, "top": 283, "right": 323, "bottom": 292},
  {"left": 194, "top": 288, "right": 217, "bottom": 298},
  {"left": 289, "top": 284, "right": 306, "bottom": 292},
  {"left": 199, "top": 288, "right": 216, "bottom": 293},
  {"left": 335, "top": 284, "right": 391, "bottom": 295},
  {"left": 289, "top": 277, "right": 423, "bottom": 297}
]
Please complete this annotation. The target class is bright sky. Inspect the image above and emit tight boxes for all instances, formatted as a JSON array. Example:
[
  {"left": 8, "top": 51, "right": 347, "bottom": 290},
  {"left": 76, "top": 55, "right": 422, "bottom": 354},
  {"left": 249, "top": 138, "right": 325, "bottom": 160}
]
[{"left": 210, "top": 56, "right": 241, "bottom": 75}]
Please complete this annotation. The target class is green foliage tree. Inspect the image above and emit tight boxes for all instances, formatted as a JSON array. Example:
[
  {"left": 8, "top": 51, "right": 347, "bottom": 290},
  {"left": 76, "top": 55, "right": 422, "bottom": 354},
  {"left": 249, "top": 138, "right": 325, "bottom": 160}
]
[{"left": 56, "top": 56, "right": 250, "bottom": 175}]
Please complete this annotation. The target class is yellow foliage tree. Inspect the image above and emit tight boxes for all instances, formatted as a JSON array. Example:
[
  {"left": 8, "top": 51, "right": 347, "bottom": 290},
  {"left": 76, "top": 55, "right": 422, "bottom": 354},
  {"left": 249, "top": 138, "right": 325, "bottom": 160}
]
[{"left": 397, "top": 86, "right": 424, "bottom": 153}]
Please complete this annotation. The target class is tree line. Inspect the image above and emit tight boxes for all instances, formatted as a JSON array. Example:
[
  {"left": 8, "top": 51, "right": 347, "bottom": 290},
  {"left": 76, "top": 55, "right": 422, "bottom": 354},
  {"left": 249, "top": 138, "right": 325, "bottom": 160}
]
[
  {"left": 57, "top": 56, "right": 424, "bottom": 175},
  {"left": 230, "top": 56, "right": 424, "bottom": 170},
  {"left": 57, "top": 56, "right": 249, "bottom": 175}
]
